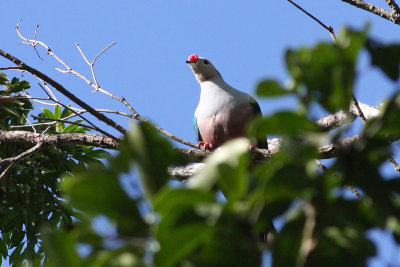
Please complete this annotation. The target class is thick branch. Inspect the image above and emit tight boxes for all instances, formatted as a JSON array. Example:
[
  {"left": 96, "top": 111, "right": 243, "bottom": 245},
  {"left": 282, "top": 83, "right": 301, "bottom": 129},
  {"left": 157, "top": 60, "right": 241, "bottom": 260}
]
[
  {"left": 168, "top": 135, "right": 392, "bottom": 180},
  {"left": 316, "top": 101, "right": 381, "bottom": 130},
  {"left": 0, "top": 130, "right": 120, "bottom": 150},
  {"left": 385, "top": 0, "right": 400, "bottom": 14},
  {"left": 341, "top": 0, "right": 400, "bottom": 24}
]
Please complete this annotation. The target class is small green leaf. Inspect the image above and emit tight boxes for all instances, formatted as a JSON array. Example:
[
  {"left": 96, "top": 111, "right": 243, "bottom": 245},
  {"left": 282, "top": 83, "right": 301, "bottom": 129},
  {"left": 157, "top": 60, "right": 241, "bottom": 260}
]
[
  {"left": 18, "top": 80, "right": 30, "bottom": 90},
  {"left": 248, "top": 111, "right": 320, "bottom": 138},
  {"left": 61, "top": 105, "right": 74, "bottom": 118},
  {"left": 366, "top": 39, "right": 400, "bottom": 81},
  {"left": 10, "top": 231, "right": 25, "bottom": 248},
  {"left": 189, "top": 138, "right": 249, "bottom": 197},
  {"left": 127, "top": 122, "right": 182, "bottom": 199},
  {"left": 85, "top": 149, "right": 110, "bottom": 159},
  {"left": 41, "top": 108, "right": 55, "bottom": 119},
  {"left": 1, "top": 106, "right": 20, "bottom": 117},
  {"left": 0, "top": 72, "right": 9, "bottom": 85},
  {"left": 54, "top": 105, "right": 62, "bottom": 119},
  {"left": 62, "top": 169, "right": 145, "bottom": 230},
  {"left": 9, "top": 243, "right": 23, "bottom": 265},
  {"left": 0, "top": 238, "right": 8, "bottom": 256},
  {"left": 154, "top": 188, "right": 215, "bottom": 216},
  {"left": 256, "top": 79, "right": 289, "bottom": 97},
  {"left": 62, "top": 121, "right": 83, "bottom": 133},
  {"left": 155, "top": 223, "right": 213, "bottom": 267}
]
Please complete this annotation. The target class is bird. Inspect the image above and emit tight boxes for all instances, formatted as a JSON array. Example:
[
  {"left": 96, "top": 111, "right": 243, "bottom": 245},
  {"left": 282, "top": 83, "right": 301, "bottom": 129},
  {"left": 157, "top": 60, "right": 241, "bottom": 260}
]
[{"left": 186, "top": 54, "right": 268, "bottom": 150}]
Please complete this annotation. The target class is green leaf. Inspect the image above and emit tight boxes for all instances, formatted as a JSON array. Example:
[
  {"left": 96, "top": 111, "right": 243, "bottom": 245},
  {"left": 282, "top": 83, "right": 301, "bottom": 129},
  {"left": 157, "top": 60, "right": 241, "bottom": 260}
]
[
  {"left": 366, "top": 39, "right": 400, "bottom": 81},
  {"left": 42, "top": 230, "right": 81, "bottom": 267},
  {"left": 9, "top": 243, "right": 23, "bottom": 265},
  {"left": 0, "top": 106, "right": 20, "bottom": 117},
  {"left": 154, "top": 188, "right": 215, "bottom": 216},
  {"left": 285, "top": 27, "right": 367, "bottom": 112},
  {"left": 10, "top": 231, "right": 25, "bottom": 248},
  {"left": 62, "top": 169, "right": 147, "bottom": 236},
  {"left": 365, "top": 98, "right": 400, "bottom": 139},
  {"left": 248, "top": 111, "right": 320, "bottom": 138},
  {"left": 85, "top": 149, "right": 110, "bottom": 159},
  {"left": 62, "top": 121, "right": 84, "bottom": 133},
  {"left": 155, "top": 223, "right": 213, "bottom": 267},
  {"left": 0, "top": 72, "right": 9, "bottom": 85},
  {"left": 6, "top": 79, "right": 30, "bottom": 94},
  {"left": 189, "top": 138, "right": 249, "bottom": 200},
  {"left": 127, "top": 122, "right": 182, "bottom": 199},
  {"left": 256, "top": 79, "right": 290, "bottom": 98},
  {"left": 0, "top": 238, "right": 8, "bottom": 256},
  {"left": 54, "top": 105, "right": 62, "bottom": 119},
  {"left": 61, "top": 105, "right": 74, "bottom": 118},
  {"left": 41, "top": 108, "right": 55, "bottom": 119}
]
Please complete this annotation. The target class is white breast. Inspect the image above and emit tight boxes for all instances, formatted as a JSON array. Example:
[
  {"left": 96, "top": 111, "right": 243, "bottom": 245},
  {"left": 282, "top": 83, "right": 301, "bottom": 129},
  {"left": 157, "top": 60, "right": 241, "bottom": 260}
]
[{"left": 194, "top": 79, "right": 250, "bottom": 118}]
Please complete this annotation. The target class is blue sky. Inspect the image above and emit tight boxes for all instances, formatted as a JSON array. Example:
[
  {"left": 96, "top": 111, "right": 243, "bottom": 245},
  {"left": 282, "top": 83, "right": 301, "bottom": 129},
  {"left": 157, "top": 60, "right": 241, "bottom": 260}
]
[{"left": 1, "top": 0, "right": 400, "bottom": 266}]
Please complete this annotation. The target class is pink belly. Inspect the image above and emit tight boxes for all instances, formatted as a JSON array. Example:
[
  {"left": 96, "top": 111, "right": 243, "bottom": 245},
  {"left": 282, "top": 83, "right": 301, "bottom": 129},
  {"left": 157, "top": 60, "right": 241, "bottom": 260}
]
[{"left": 197, "top": 104, "right": 255, "bottom": 148}]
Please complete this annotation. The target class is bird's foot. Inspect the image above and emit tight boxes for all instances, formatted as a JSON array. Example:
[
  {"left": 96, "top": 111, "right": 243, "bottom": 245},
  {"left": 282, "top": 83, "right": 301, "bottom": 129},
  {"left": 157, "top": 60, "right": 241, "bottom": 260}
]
[{"left": 199, "top": 141, "right": 213, "bottom": 150}]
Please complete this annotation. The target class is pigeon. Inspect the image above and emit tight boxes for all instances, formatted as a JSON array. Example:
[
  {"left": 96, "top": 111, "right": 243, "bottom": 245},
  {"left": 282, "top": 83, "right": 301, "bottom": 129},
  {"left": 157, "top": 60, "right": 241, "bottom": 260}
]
[{"left": 186, "top": 54, "right": 268, "bottom": 150}]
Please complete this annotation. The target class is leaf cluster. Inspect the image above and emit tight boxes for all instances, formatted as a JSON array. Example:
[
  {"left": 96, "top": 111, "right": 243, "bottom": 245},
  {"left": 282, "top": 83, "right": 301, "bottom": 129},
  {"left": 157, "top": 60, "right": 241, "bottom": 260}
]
[{"left": 0, "top": 75, "right": 110, "bottom": 266}]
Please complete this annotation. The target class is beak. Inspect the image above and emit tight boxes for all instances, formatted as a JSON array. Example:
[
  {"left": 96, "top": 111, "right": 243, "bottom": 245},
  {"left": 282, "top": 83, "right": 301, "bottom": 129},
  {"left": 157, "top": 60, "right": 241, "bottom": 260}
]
[{"left": 186, "top": 60, "right": 194, "bottom": 64}]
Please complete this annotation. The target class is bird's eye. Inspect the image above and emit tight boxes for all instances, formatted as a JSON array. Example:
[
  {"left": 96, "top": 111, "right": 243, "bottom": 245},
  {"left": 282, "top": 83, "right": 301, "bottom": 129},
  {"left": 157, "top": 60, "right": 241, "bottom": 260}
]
[{"left": 204, "top": 60, "right": 209, "bottom": 65}]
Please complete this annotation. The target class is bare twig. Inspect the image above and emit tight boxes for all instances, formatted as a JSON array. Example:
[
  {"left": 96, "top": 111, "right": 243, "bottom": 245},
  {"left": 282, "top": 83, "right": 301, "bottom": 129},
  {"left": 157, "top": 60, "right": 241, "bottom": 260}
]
[
  {"left": 0, "top": 142, "right": 44, "bottom": 179},
  {"left": 0, "top": 66, "right": 23, "bottom": 71},
  {"left": 0, "top": 142, "right": 43, "bottom": 165},
  {"left": 22, "top": 113, "right": 37, "bottom": 133},
  {"left": 0, "top": 48, "right": 124, "bottom": 138},
  {"left": 388, "top": 157, "right": 400, "bottom": 173},
  {"left": 316, "top": 160, "right": 363, "bottom": 200},
  {"left": 344, "top": 185, "right": 363, "bottom": 199},
  {"left": 38, "top": 79, "right": 58, "bottom": 102},
  {"left": 352, "top": 94, "right": 367, "bottom": 123},
  {"left": 0, "top": 95, "right": 50, "bottom": 101},
  {"left": 287, "top": 0, "right": 336, "bottom": 41},
  {"left": 296, "top": 202, "right": 317, "bottom": 267},
  {"left": 0, "top": 162, "right": 18, "bottom": 180},
  {"left": 10, "top": 108, "right": 138, "bottom": 131},
  {"left": 75, "top": 41, "right": 116, "bottom": 92}
]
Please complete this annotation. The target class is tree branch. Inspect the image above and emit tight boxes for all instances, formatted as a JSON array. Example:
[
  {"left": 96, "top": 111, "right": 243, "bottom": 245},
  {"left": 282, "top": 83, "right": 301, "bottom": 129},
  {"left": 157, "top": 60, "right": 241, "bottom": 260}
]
[
  {"left": 0, "top": 130, "right": 120, "bottom": 150},
  {"left": 341, "top": 0, "right": 400, "bottom": 24},
  {"left": 168, "top": 134, "right": 399, "bottom": 180},
  {"left": 12, "top": 21, "right": 198, "bottom": 149},
  {"left": 316, "top": 101, "right": 381, "bottom": 130},
  {"left": 0, "top": 49, "right": 126, "bottom": 138},
  {"left": 388, "top": 157, "right": 400, "bottom": 173},
  {"left": 287, "top": 0, "right": 336, "bottom": 41},
  {"left": 385, "top": 0, "right": 400, "bottom": 14}
]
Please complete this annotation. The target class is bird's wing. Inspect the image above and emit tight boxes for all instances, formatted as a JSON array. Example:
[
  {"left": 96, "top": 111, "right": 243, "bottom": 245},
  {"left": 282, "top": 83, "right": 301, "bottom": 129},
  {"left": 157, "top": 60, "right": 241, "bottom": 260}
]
[
  {"left": 249, "top": 96, "right": 262, "bottom": 116},
  {"left": 193, "top": 116, "right": 203, "bottom": 142},
  {"left": 248, "top": 97, "right": 268, "bottom": 149}
]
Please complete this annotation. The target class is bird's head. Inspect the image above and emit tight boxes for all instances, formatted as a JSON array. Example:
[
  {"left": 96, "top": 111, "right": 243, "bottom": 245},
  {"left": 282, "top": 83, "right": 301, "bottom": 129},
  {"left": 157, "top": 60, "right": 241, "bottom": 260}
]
[{"left": 186, "top": 54, "right": 221, "bottom": 82}]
